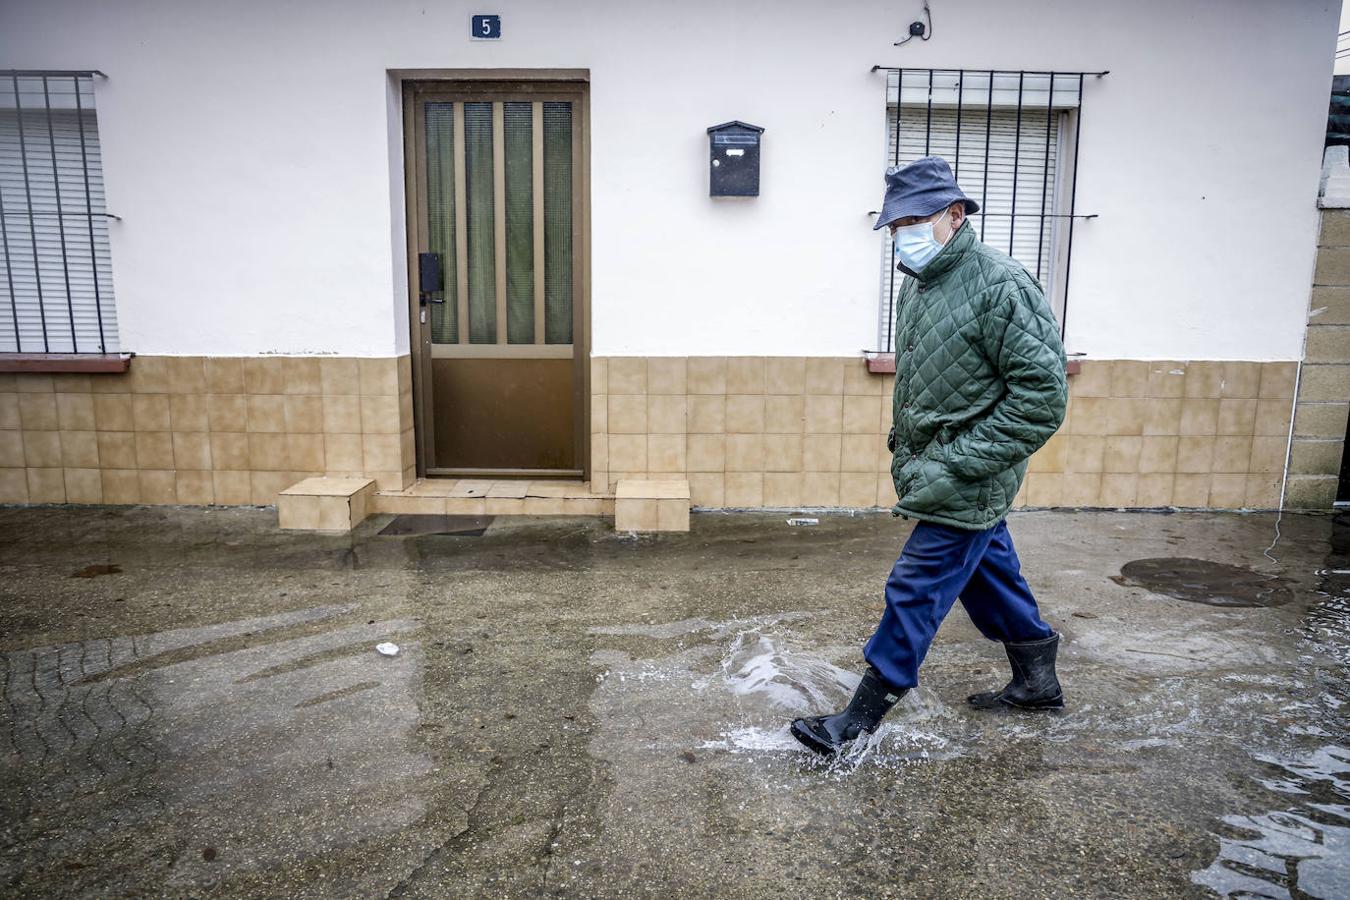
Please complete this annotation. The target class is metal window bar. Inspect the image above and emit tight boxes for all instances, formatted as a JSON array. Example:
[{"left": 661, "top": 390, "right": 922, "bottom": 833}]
[
  {"left": 1060, "top": 73, "right": 1087, "bottom": 342},
  {"left": 1009, "top": 71, "right": 1024, "bottom": 258},
  {"left": 872, "top": 67, "right": 1105, "bottom": 352},
  {"left": 1037, "top": 73, "right": 1054, "bottom": 278},
  {"left": 886, "top": 69, "right": 902, "bottom": 358},
  {"left": 0, "top": 70, "right": 119, "bottom": 355},
  {"left": 980, "top": 69, "right": 993, "bottom": 242}
]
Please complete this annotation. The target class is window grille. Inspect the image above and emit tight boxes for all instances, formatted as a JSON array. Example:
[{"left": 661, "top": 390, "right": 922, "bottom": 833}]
[
  {"left": 0, "top": 70, "right": 118, "bottom": 355},
  {"left": 872, "top": 68, "right": 1104, "bottom": 352}
]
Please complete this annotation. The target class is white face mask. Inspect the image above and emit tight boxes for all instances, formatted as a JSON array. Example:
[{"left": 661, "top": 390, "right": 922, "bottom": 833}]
[{"left": 892, "top": 216, "right": 946, "bottom": 272}]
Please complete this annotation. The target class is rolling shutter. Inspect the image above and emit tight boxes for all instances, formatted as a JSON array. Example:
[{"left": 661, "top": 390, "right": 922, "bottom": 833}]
[
  {"left": 0, "top": 73, "right": 118, "bottom": 354},
  {"left": 878, "top": 70, "right": 1075, "bottom": 352}
]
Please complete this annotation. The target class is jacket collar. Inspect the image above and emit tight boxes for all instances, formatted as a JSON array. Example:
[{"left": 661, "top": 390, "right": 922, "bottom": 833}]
[{"left": 899, "top": 219, "right": 976, "bottom": 285}]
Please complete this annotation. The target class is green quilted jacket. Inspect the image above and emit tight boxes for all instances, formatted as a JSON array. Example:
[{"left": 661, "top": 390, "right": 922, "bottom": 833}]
[{"left": 888, "top": 220, "right": 1067, "bottom": 530}]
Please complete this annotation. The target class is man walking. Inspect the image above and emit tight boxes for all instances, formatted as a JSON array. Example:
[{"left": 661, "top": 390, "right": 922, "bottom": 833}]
[{"left": 790, "top": 157, "right": 1069, "bottom": 756}]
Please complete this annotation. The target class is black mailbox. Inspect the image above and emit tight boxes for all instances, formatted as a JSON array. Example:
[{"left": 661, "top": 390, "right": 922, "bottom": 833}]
[{"left": 707, "top": 120, "right": 764, "bottom": 197}]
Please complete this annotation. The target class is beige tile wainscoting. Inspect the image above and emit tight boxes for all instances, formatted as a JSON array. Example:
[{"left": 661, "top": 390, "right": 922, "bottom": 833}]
[
  {"left": 0, "top": 353, "right": 1302, "bottom": 511},
  {"left": 0, "top": 356, "right": 415, "bottom": 506},
  {"left": 590, "top": 357, "right": 1298, "bottom": 511}
]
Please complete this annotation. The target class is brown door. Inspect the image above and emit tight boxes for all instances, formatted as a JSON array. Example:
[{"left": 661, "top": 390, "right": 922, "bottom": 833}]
[{"left": 404, "top": 80, "right": 587, "bottom": 478}]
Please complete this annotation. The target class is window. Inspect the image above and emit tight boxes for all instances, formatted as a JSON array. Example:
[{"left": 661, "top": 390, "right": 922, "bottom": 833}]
[
  {"left": 876, "top": 69, "right": 1099, "bottom": 353},
  {"left": 0, "top": 71, "right": 119, "bottom": 356},
  {"left": 422, "top": 97, "right": 575, "bottom": 348}
]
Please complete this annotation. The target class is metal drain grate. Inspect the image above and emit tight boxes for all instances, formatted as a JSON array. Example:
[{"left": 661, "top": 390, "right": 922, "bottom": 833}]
[{"left": 378, "top": 514, "right": 494, "bottom": 537}]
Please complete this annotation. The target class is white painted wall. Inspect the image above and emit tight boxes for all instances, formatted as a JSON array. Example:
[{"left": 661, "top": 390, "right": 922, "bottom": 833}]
[
  {"left": 1, "top": 0, "right": 1339, "bottom": 359},
  {"left": 1335, "top": 2, "right": 1350, "bottom": 74}
]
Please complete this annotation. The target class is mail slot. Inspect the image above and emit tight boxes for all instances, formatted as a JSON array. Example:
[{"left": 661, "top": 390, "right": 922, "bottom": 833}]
[{"left": 707, "top": 120, "right": 764, "bottom": 197}]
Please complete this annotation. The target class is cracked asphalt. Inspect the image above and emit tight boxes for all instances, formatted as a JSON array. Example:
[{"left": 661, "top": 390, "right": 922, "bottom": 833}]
[{"left": 1, "top": 504, "right": 1347, "bottom": 898}]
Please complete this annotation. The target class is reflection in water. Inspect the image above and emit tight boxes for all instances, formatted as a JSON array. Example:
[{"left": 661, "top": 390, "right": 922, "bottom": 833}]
[
  {"left": 1308, "top": 591, "right": 1350, "bottom": 668},
  {"left": 1192, "top": 747, "right": 1350, "bottom": 899},
  {"left": 0, "top": 606, "right": 429, "bottom": 890},
  {"left": 1191, "top": 516, "right": 1350, "bottom": 900}
]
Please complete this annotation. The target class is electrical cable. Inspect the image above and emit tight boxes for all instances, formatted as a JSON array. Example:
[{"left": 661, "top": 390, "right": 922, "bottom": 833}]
[
  {"left": 1264, "top": 357, "right": 1304, "bottom": 570},
  {"left": 893, "top": 2, "right": 933, "bottom": 47}
]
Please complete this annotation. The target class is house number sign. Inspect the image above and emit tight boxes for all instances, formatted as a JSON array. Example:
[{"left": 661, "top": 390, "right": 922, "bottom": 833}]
[{"left": 471, "top": 14, "right": 501, "bottom": 39}]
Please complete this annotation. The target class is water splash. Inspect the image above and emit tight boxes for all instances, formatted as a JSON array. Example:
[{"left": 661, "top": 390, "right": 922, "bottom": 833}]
[
  {"left": 694, "top": 624, "right": 957, "bottom": 770},
  {"left": 716, "top": 630, "right": 861, "bottom": 711},
  {"left": 701, "top": 719, "right": 952, "bottom": 770},
  {"left": 701, "top": 726, "right": 802, "bottom": 753}
]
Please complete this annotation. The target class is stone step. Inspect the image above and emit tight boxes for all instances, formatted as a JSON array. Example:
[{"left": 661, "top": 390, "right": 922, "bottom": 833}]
[
  {"left": 372, "top": 478, "right": 614, "bottom": 517},
  {"left": 615, "top": 479, "right": 690, "bottom": 532},
  {"left": 278, "top": 476, "right": 376, "bottom": 532}
]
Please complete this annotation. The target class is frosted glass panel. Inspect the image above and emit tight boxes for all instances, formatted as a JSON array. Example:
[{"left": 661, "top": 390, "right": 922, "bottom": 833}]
[
  {"left": 503, "top": 102, "right": 534, "bottom": 344},
  {"left": 463, "top": 101, "right": 496, "bottom": 344},
  {"left": 424, "top": 102, "right": 457, "bottom": 344},
  {"left": 542, "top": 102, "right": 572, "bottom": 345}
]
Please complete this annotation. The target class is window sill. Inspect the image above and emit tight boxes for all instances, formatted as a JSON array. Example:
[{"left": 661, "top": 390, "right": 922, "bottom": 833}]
[
  {"left": 863, "top": 355, "right": 1082, "bottom": 376},
  {"left": 865, "top": 354, "right": 896, "bottom": 374},
  {"left": 0, "top": 353, "right": 132, "bottom": 374}
]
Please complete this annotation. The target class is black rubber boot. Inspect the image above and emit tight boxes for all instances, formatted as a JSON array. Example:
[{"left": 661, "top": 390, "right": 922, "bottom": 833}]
[
  {"left": 967, "top": 632, "right": 1064, "bottom": 711},
  {"left": 790, "top": 666, "right": 907, "bottom": 755}
]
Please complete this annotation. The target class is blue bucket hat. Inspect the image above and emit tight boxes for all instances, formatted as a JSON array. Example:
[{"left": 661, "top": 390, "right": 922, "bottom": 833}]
[{"left": 872, "top": 156, "right": 979, "bottom": 231}]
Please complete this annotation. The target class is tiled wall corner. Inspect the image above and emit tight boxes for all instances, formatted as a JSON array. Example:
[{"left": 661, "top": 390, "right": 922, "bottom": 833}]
[{"left": 1287, "top": 208, "right": 1350, "bottom": 509}]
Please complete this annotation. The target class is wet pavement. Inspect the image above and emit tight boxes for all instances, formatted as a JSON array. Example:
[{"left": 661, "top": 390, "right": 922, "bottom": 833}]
[{"left": 0, "top": 504, "right": 1347, "bottom": 898}]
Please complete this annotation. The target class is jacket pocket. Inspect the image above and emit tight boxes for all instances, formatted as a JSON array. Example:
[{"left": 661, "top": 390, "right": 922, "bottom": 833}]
[
  {"left": 900, "top": 457, "right": 956, "bottom": 514},
  {"left": 895, "top": 456, "right": 919, "bottom": 496}
]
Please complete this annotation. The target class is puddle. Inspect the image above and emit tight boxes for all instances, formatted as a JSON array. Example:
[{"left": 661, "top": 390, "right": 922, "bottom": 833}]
[
  {"left": 378, "top": 514, "right": 493, "bottom": 537},
  {"left": 13, "top": 505, "right": 1350, "bottom": 895},
  {"left": 703, "top": 628, "right": 957, "bottom": 763},
  {"left": 1114, "top": 557, "right": 1293, "bottom": 607},
  {"left": 1190, "top": 522, "right": 1350, "bottom": 898},
  {"left": 1192, "top": 746, "right": 1350, "bottom": 899},
  {"left": 589, "top": 615, "right": 963, "bottom": 775}
]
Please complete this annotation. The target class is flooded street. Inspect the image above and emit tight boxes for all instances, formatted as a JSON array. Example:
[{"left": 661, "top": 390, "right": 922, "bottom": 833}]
[{"left": 1, "top": 506, "right": 1347, "bottom": 898}]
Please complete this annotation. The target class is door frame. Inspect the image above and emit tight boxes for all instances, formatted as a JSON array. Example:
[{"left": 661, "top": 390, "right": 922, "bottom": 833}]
[{"left": 400, "top": 70, "right": 591, "bottom": 480}]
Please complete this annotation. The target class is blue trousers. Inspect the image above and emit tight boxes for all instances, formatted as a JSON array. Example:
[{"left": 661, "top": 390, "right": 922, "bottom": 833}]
[{"left": 863, "top": 519, "right": 1054, "bottom": 691}]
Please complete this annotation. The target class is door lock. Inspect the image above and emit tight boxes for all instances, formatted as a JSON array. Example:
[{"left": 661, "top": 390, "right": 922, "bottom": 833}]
[{"left": 418, "top": 252, "right": 444, "bottom": 306}]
